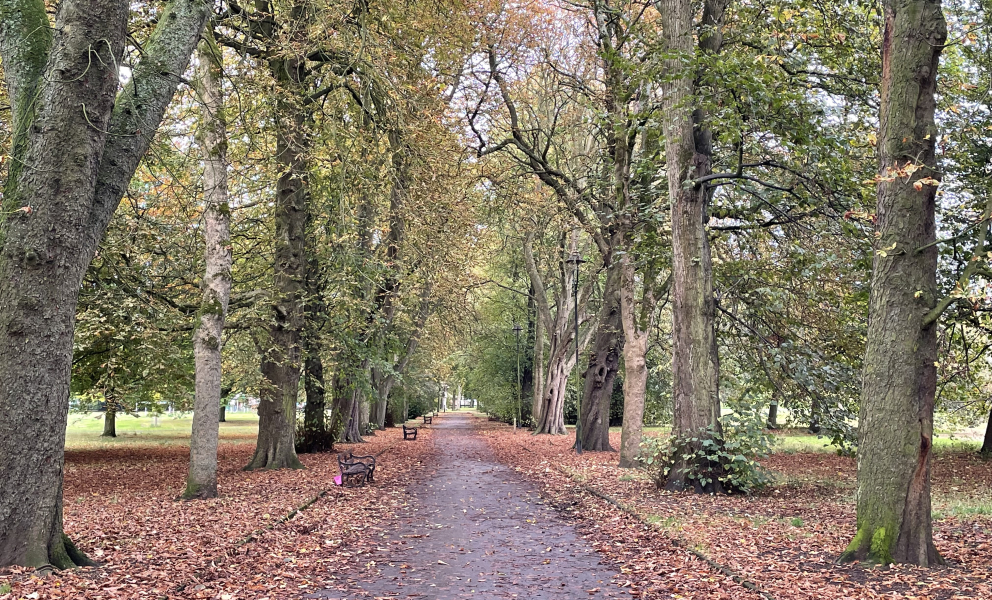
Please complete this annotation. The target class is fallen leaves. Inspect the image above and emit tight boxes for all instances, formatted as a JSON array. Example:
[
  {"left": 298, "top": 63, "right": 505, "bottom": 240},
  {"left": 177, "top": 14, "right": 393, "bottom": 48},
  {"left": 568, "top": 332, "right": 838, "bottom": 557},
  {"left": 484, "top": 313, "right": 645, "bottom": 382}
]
[
  {"left": 480, "top": 423, "right": 992, "bottom": 600},
  {"left": 0, "top": 427, "right": 437, "bottom": 600}
]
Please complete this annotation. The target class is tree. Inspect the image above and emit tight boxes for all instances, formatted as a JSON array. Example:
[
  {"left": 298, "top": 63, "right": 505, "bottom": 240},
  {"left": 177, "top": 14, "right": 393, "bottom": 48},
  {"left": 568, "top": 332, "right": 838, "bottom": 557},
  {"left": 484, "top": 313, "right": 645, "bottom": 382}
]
[
  {"left": 840, "top": 0, "right": 947, "bottom": 566},
  {"left": 0, "top": 0, "right": 209, "bottom": 568},
  {"left": 186, "top": 32, "right": 234, "bottom": 499},
  {"left": 523, "top": 227, "right": 596, "bottom": 435},
  {"left": 657, "top": 0, "right": 730, "bottom": 491}
]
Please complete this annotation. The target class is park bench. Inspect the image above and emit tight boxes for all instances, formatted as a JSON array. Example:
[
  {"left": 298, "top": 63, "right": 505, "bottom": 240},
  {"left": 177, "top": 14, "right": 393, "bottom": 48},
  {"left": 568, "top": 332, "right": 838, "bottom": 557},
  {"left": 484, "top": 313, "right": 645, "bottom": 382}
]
[
  {"left": 403, "top": 424, "right": 418, "bottom": 440},
  {"left": 337, "top": 451, "right": 376, "bottom": 487},
  {"left": 423, "top": 414, "right": 433, "bottom": 424}
]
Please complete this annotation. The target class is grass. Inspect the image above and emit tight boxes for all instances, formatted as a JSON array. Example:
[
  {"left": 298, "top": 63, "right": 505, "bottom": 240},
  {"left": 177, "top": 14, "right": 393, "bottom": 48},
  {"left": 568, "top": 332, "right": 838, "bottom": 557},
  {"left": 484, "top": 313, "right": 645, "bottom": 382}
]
[
  {"left": 768, "top": 429, "right": 982, "bottom": 455},
  {"left": 932, "top": 495, "right": 992, "bottom": 520},
  {"left": 65, "top": 411, "right": 259, "bottom": 449}
]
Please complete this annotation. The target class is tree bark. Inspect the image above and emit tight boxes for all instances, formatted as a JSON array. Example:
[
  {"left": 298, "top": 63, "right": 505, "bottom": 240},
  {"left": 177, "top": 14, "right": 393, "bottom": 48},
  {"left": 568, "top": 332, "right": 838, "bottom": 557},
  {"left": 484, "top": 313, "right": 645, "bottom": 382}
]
[
  {"left": 578, "top": 260, "right": 623, "bottom": 451},
  {"left": 245, "top": 47, "right": 310, "bottom": 471},
  {"left": 102, "top": 407, "right": 117, "bottom": 438},
  {"left": 330, "top": 371, "right": 364, "bottom": 443},
  {"left": 0, "top": 0, "right": 209, "bottom": 568},
  {"left": 840, "top": 0, "right": 946, "bottom": 567},
  {"left": 619, "top": 254, "right": 651, "bottom": 468},
  {"left": 298, "top": 349, "right": 331, "bottom": 453},
  {"left": 185, "top": 33, "right": 233, "bottom": 500},
  {"left": 523, "top": 231, "right": 595, "bottom": 436},
  {"left": 767, "top": 400, "right": 780, "bottom": 429},
  {"left": 531, "top": 286, "right": 546, "bottom": 426},
  {"left": 657, "top": 0, "right": 727, "bottom": 491}
]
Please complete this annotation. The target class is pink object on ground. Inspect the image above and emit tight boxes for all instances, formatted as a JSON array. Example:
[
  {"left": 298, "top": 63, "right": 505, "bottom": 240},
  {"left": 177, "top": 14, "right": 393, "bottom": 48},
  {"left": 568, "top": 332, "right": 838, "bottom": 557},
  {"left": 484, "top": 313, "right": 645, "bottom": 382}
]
[{"left": 334, "top": 474, "right": 342, "bottom": 486}]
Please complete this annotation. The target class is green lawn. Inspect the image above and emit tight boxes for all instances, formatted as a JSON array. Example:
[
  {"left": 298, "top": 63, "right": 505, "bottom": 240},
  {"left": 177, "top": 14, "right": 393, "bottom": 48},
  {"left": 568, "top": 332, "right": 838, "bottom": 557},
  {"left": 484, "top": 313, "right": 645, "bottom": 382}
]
[{"left": 65, "top": 411, "right": 259, "bottom": 449}]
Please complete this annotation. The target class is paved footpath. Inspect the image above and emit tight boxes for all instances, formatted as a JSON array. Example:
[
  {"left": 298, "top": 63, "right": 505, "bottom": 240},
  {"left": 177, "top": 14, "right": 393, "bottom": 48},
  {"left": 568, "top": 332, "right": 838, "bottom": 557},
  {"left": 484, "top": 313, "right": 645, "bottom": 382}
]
[{"left": 313, "top": 412, "right": 622, "bottom": 599}]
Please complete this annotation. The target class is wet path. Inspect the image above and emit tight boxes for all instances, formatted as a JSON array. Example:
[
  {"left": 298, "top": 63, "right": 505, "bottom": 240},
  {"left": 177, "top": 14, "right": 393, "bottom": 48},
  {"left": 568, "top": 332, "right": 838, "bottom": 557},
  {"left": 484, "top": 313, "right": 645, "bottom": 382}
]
[{"left": 316, "top": 412, "right": 621, "bottom": 599}]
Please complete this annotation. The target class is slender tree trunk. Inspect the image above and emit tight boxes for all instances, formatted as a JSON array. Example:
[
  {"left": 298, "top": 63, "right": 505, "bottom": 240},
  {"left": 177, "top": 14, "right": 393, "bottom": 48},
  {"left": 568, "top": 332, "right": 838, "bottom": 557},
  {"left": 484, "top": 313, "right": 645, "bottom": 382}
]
[
  {"left": 619, "top": 255, "right": 650, "bottom": 468},
  {"left": 980, "top": 405, "right": 992, "bottom": 457},
  {"left": 767, "top": 400, "right": 779, "bottom": 429},
  {"left": 102, "top": 407, "right": 117, "bottom": 438},
  {"left": 532, "top": 296, "right": 546, "bottom": 426},
  {"left": 579, "top": 260, "right": 623, "bottom": 451},
  {"left": 0, "top": 0, "right": 208, "bottom": 568},
  {"left": 657, "top": 0, "right": 727, "bottom": 492},
  {"left": 219, "top": 406, "right": 227, "bottom": 423},
  {"left": 841, "top": 0, "right": 946, "bottom": 567},
  {"left": 245, "top": 51, "right": 310, "bottom": 471},
  {"left": 359, "top": 393, "right": 371, "bottom": 435},
  {"left": 185, "top": 33, "right": 233, "bottom": 499}
]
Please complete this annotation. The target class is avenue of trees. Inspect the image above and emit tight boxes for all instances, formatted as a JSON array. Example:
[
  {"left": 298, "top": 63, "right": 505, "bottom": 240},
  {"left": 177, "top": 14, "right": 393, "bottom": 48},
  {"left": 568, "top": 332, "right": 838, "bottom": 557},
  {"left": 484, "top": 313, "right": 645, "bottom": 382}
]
[{"left": 2, "top": 0, "right": 992, "bottom": 571}]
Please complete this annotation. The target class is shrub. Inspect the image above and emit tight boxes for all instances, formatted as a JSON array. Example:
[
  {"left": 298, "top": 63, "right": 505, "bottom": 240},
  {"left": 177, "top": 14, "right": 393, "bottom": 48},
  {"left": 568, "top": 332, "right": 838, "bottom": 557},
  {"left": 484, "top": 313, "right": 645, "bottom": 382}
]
[{"left": 640, "top": 410, "right": 775, "bottom": 494}]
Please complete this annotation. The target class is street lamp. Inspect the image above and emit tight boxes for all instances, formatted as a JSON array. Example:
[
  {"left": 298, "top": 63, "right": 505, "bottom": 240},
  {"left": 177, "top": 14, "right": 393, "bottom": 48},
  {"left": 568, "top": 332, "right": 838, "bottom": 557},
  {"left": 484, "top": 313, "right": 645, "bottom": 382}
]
[
  {"left": 513, "top": 323, "right": 523, "bottom": 431},
  {"left": 565, "top": 251, "right": 585, "bottom": 454}
]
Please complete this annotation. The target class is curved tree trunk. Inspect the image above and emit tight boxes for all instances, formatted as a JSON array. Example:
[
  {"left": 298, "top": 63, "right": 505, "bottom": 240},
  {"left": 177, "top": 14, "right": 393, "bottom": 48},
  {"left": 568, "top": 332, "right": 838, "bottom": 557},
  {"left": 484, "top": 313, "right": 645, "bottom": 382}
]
[
  {"left": 658, "top": 0, "right": 727, "bottom": 492},
  {"left": 186, "top": 33, "right": 232, "bottom": 499},
  {"left": 840, "top": 0, "right": 946, "bottom": 567},
  {"left": 0, "top": 0, "right": 209, "bottom": 568}
]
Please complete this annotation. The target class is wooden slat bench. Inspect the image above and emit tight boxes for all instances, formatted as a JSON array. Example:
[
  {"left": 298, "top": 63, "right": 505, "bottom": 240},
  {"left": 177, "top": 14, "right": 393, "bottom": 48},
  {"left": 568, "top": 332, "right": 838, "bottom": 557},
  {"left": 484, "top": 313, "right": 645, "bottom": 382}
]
[{"left": 403, "top": 424, "right": 418, "bottom": 440}]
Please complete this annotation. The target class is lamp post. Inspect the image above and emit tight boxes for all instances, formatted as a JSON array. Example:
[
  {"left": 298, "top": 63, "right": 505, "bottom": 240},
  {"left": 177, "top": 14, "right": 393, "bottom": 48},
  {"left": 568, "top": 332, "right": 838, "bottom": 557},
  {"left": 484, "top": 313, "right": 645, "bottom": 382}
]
[
  {"left": 565, "top": 251, "right": 585, "bottom": 454},
  {"left": 513, "top": 323, "right": 523, "bottom": 430}
]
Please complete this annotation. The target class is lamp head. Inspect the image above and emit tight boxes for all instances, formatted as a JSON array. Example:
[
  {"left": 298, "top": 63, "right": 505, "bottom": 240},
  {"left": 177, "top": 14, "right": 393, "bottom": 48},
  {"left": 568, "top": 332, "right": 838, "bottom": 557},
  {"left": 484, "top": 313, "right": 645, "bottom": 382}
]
[{"left": 565, "top": 252, "right": 586, "bottom": 267}]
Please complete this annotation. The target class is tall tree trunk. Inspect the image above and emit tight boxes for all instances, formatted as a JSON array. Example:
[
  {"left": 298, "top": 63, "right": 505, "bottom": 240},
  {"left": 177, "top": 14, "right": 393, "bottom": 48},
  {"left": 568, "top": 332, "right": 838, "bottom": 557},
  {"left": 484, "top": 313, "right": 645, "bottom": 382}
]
[
  {"left": 0, "top": 0, "right": 208, "bottom": 568},
  {"left": 657, "top": 0, "right": 727, "bottom": 492},
  {"left": 245, "top": 51, "right": 310, "bottom": 471},
  {"left": 531, "top": 291, "right": 546, "bottom": 426},
  {"left": 299, "top": 235, "right": 330, "bottom": 453},
  {"left": 185, "top": 33, "right": 233, "bottom": 500},
  {"left": 840, "top": 0, "right": 946, "bottom": 567},
  {"left": 102, "top": 407, "right": 117, "bottom": 438},
  {"left": 219, "top": 406, "right": 227, "bottom": 423},
  {"left": 578, "top": 261, "right": 623, "bottom": 451}
]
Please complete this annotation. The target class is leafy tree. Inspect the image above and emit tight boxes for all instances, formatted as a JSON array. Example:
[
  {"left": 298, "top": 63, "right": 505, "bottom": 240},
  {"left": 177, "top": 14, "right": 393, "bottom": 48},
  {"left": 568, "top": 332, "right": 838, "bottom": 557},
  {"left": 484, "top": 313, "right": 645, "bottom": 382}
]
[{"left": 0, "top": 0, "right": 210, "bottom": 568}]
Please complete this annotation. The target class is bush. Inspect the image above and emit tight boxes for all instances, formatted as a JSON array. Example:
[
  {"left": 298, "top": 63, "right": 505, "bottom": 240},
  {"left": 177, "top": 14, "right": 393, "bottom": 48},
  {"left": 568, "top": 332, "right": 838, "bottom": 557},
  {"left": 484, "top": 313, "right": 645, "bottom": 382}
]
[{"left": 640, "top": 410, "right": 775, "bottom": 494}]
